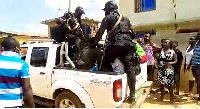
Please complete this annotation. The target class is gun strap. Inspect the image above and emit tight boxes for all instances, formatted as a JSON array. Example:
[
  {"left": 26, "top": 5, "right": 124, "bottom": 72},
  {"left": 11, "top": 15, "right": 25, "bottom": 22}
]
[
  {"left": 108, "top": 14, "right": 123, "bottom": 34},
  {"left": 66, "top": 18, "right": 80, "bottom": 32}
]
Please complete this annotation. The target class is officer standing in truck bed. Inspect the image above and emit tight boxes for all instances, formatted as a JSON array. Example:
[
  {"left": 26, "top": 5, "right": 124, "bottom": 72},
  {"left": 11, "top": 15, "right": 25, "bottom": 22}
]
[{"left": 91, "top": 0, "right": 140, "bottom": 104}]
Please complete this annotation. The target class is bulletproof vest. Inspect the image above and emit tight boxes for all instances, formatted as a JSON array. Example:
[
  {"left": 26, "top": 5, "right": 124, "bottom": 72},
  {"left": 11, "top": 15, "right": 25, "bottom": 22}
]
[
  {"left": 65, "top": 17, "right": 84, "bottom": 40},
  {"left": 106, "top": 12, "right": 131, "bottom": 33},
  {"left": 118, "top": 17, "right": 131, "bottom": 33},
  {"left": 66, "top": 18, "right": 79, "bottom": 34},
  {"left": 105, "top": 12, "right": 133, "bottom": 46}
]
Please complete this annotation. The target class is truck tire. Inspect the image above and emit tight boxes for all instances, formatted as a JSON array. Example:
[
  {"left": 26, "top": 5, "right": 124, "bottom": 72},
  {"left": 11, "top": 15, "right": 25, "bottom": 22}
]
[{"left": 55, "top": 91, "right": 82, "bottom": 108}]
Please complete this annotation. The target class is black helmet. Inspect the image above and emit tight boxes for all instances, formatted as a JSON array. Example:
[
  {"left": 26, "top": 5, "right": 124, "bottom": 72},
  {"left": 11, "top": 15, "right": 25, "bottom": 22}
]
[
  {"left": 102, "top": 0, "right": 118, "bottom": 12},
  {"left": 75, "top": 6, "right": 85, "bottom": 15}
]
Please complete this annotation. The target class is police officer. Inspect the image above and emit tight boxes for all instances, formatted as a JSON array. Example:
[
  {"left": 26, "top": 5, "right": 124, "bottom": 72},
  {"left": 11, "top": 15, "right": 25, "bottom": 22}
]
[
  {"left": 74, "top": 6, "right": 85, "bottom": 25},
  {"left": 91, "top": 1, "right": 139, "bottom": 103},
  {"left": 57, "top": 7, "right": 85, "bottom": 66}
]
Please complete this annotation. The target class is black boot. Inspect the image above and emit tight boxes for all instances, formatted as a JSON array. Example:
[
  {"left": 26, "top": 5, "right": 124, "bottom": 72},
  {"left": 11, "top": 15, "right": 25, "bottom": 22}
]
[{"left": 126, "top": 89, "right": 135, "bottom": 104}]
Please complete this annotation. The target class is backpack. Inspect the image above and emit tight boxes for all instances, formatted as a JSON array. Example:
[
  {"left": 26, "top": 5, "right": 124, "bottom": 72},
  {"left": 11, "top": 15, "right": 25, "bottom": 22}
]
[{"left": 134, "top": 41, "right": 148, "bottom": 63}]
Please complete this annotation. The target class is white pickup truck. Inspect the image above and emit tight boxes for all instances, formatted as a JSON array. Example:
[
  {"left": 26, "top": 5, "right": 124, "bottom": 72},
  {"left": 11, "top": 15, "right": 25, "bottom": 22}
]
[{"left": 20, "top": 40, "right": 152, "bottom": 108}]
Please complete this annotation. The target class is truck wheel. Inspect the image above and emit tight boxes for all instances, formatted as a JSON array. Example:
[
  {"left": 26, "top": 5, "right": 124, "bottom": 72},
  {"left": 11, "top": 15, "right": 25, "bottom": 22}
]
[{"left": 55, "top": 91, "right": 82, "bottom": 108}]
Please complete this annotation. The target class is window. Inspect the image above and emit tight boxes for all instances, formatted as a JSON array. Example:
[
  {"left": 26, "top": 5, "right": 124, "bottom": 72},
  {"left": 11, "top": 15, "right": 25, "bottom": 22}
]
[
  {"left": 55, "top": 46, "right": 62, "bottom": 66},
  {"left": 135, "top": 0, "right": 156, "bottom": 13},
  {"left": 81, "top": 24, "right": 91, "bottom": 36},
  {"left": 135, "top": 30, "right": 156, "bottom": 38},
  {"left": 30, "top": 47, "right": 49, "bottom": 67}
]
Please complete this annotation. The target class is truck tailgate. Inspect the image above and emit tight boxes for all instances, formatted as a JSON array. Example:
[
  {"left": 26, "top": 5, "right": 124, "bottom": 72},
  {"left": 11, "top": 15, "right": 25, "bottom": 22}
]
[{"left": 52, "top": 68, "right": 128, "bottom": 108}]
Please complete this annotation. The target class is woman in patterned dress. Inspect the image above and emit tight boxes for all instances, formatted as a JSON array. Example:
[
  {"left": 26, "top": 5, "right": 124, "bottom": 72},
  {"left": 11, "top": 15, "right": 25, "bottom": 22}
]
[{"left": 156, "top": 39, "right": 177, "bottom": 103}]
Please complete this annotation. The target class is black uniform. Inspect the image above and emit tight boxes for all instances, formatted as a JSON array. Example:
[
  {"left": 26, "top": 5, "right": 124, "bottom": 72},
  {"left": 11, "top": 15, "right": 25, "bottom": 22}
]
[
  {"left": 173, "top": 49, "right": 183, "bottom": 83},
  {"left": 93, "top": 6, "right": 139, "bottom": 102},
  {"left": 57, "top": 12, "right": 85, "bottom": 60}
]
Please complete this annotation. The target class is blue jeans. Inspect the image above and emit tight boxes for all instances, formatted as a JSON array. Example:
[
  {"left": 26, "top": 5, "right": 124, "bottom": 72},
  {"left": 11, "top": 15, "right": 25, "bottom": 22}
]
[{"left": 192, "top": 65, "right": 200, "bottom": 93}]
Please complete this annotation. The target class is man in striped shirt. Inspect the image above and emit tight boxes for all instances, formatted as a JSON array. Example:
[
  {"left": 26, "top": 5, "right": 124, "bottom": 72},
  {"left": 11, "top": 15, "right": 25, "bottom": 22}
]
[
  {"left": 191, "top": 33, "right": 200, "bottom": 104},
  {"left": 0, "top": 38, "right": 35, "bottom": 108}
]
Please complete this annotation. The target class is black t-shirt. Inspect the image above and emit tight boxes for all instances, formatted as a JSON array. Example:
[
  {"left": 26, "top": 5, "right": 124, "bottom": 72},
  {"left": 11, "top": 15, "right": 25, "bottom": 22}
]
[{"left": 174, "top": 49, "right": 183, "bottom": 72}]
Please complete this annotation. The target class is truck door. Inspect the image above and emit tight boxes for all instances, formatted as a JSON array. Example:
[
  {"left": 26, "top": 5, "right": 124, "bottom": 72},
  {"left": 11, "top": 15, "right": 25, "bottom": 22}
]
[{"left": 28, "top": 47, "right": 50, "bottom": 98}]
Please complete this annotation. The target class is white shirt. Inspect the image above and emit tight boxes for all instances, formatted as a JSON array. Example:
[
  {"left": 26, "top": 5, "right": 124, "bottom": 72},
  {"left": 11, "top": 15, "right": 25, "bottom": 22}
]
[{"left": 185, "top": 45, "right": 194, "bottom": 65}]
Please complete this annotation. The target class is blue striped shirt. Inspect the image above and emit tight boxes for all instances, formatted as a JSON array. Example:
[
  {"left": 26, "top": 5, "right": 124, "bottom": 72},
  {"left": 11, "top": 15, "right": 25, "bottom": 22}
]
[
  {"left": 191, "top": 43, "right": 200, "bottom": 66},
  {"left": 0, "top": 51, "right": 30, "bottom": 107}
]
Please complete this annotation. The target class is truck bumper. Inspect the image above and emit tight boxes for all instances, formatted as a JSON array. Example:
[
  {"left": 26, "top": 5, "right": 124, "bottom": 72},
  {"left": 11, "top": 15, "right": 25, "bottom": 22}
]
[{"left": 119, "top": 81, "right": 153, "bottom": 108}]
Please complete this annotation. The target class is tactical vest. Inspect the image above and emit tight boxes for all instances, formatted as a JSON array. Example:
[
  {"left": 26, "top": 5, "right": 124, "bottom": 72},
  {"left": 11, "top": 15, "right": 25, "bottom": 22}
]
[
  {"left": 118, "top": 17, "right": 131, "bottom": 33},
  {"left": 105, "top": 12, "right": 134, "bottom": 46}
]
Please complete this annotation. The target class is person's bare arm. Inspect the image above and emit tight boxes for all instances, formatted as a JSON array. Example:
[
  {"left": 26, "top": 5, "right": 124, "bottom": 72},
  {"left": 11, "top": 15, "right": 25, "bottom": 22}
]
[
  {"left": 187, "top": 58, "right": 192, "bottom": 71},
  {"left": 178, "top": 60, "right": 183, "bottom": 72},
  {"left": 151, "top": 42, "right": 161, "bottom": 51},
  {"left": 21, "top": 78, "right": 35, "bottom": 108},
  {"left": 20, "top": 62, "right": 35, "bottom": 108}
]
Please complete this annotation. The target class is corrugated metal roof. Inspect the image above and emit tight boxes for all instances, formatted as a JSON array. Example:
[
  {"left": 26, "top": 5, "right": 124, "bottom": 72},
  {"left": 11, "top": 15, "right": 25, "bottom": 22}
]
[{"left": 41, "top": 17, "right": 100, "bottom": 25}]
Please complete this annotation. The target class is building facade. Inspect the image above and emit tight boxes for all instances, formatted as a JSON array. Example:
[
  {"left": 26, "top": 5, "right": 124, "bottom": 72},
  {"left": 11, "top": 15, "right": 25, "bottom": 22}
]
[
  {"left": 119, "top": 0, "right": 200, "bottom": 92},
  {"left": 119, "top": 0, "right": 200, "bottom": 50},
  {"left": 0, "top": 31, "right": 48, "bottom": 45}
]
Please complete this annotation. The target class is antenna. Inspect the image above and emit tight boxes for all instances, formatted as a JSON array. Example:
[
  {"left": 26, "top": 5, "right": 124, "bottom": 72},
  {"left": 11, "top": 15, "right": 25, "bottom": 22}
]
[{"left": 68, "top": 0, "right": 71, "bottom": 12}]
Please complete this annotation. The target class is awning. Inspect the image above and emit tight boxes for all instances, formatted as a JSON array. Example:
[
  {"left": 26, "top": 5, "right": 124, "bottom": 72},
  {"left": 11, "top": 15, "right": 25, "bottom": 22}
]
[
  {"left": 131, "top": 16, "right": 200, "bottom": 31},
  {"left": 41, "top": 17, "right": 100, "bottom": 25},
  {"left": 177, "top": 28, "right": 200, "bottom": 33}
]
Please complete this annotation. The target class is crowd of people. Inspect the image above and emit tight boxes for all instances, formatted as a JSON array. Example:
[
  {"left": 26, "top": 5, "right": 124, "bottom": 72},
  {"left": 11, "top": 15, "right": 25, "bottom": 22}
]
[{"left": 136, "top": 33, "right": 200, "bottom": 104}]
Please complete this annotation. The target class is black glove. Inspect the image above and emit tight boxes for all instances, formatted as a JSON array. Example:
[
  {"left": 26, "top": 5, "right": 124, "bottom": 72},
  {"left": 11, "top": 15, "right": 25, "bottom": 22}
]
[{"left": 89, "top": 37, "right": 98, "bottom": 48}]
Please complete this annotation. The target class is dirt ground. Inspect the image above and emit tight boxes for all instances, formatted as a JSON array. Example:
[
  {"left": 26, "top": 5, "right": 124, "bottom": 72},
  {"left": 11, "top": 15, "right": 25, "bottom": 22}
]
[
  {"left": 140, "top": 82, "right": 200, "bottom": 108},
  {"left": 140, "top": 92, "right": 200, "bottom": 108},
  {"left": 36, "top": 91, "right": 200, "bottom": 108},
  {"left": 139, "top": 68, "right": 200, "bottom": 108}
]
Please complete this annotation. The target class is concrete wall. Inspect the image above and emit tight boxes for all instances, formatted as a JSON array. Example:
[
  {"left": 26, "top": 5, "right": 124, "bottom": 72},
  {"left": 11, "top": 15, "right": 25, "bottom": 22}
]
[
  {"left": 176, "top": 0, "right": 200, "bottom": 20},
  {"left": 119, "top": 0, "right": 175, "bottom": 25}
]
